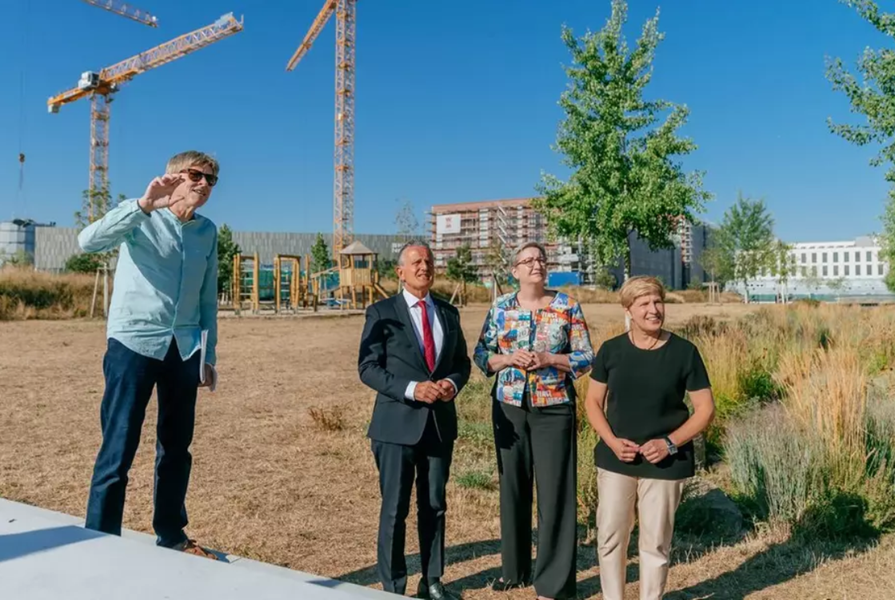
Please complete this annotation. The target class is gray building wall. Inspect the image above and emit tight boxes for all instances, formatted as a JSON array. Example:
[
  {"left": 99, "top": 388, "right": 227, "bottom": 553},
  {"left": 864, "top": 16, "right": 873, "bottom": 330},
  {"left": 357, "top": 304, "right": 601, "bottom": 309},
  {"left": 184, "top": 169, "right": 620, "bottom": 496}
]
[
  {"left": 231, "top": 232, "right": 408, "bottom": 266},
  {"left": 35, "top": 227, "right": 81, "bottom": 271},
  {"left": 33, "top": 227, "right": 409, "bottom": 272},
  {"left": 608, "top": 232, "right": 683, "bottom": 290}
]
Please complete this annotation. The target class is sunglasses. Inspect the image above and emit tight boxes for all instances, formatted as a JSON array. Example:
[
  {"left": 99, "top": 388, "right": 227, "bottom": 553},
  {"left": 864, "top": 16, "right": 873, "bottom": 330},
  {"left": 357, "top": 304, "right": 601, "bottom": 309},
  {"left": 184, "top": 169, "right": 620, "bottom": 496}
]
[{"left": 181, "top": 168, "right": 218, "bottom": 187}]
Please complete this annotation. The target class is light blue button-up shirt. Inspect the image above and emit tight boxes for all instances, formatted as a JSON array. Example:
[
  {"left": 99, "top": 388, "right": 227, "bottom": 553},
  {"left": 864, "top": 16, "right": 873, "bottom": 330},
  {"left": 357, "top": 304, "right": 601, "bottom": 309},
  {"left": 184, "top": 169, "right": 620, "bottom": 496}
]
[{"left": 78, "top": 199, "right": 219, "bottom": 365}]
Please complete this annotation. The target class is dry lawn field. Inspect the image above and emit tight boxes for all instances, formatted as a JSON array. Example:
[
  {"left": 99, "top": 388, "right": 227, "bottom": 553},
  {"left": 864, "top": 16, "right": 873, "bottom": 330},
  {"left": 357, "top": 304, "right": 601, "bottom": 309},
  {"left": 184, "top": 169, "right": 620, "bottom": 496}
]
[{"left": 2, "top": 302, "right": 894, "bottom": 599}]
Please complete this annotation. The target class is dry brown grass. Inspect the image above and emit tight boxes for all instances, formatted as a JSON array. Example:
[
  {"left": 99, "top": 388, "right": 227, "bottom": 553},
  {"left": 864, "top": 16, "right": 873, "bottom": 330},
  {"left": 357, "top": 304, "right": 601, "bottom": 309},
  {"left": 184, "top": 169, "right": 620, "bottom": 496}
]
[
  {"left": 308, "top": 405, "right": 346, "bottom": 432},
  {"left": 4, "top": 302, "right": 894, "bottom": 599},
  {"left": 0, "top": 267, "right": 98, "bottom": 320}
]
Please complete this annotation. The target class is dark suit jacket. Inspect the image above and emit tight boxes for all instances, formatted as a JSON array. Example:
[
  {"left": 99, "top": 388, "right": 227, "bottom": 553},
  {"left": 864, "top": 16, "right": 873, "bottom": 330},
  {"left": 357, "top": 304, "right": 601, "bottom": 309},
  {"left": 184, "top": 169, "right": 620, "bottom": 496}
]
[{"left": 358, "top": 294, "right": 471, "bottom": 446}]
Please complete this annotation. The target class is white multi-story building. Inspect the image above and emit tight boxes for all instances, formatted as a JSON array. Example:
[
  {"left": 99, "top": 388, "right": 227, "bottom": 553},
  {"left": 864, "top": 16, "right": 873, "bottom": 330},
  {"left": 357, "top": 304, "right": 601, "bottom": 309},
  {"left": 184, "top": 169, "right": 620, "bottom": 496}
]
[{"left": 741, "top": 236, "right": 891, "bottom": 299}]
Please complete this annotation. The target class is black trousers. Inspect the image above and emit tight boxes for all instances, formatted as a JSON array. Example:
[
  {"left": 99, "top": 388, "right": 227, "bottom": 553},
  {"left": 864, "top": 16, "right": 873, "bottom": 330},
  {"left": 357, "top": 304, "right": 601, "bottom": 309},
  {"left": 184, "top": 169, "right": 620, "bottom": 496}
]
[
  {"left": 371, "top": 415, "right": 454, "bottom": 596},
  {"left": 85, "top": 338, "right": 200, "bottom": 548},
  {"left": 493, "top": 395, "right": 578, "bottom": 599}
]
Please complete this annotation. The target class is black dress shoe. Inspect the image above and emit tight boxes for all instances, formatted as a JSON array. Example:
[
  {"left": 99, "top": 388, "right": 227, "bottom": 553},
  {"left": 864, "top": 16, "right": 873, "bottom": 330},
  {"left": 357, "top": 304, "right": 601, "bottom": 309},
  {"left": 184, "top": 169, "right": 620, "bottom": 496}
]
[{"left": 416, "top": 578, "right": 462, "bottom": 600}]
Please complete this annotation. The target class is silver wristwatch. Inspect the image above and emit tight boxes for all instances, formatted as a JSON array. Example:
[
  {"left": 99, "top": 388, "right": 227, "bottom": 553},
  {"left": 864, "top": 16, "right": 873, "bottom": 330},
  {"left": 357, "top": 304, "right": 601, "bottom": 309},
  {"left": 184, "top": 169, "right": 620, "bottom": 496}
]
[{"left": 663, "top": 436, "right": 678, "bottom": 456}]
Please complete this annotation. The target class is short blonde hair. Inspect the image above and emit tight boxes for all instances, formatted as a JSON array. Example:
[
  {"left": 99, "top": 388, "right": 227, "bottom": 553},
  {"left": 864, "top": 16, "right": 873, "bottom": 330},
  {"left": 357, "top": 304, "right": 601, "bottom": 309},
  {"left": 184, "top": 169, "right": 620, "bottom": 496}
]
[
  {"left": 619, "top": 276, "right": 665, "bottom": 308},
  {"left": 166, "top": 151, "right": 220, "bottom": 176}
]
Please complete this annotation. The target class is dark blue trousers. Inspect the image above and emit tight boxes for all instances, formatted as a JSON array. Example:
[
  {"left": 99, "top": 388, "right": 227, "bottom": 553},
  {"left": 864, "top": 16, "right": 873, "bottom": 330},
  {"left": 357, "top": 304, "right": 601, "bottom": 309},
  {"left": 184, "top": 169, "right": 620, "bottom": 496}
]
[{"left": 85, "top": 338, "right": 200, "bottom": 548}]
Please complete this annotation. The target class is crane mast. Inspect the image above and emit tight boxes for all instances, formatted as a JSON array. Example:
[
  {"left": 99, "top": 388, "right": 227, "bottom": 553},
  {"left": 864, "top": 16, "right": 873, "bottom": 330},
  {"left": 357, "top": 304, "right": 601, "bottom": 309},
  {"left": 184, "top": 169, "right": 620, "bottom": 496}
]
[
  {"left": 48, "top": 13, "right": 244, "bottom": 210},
  {"left": 287, "top": 0, "right": 356, "bottom": 257}
]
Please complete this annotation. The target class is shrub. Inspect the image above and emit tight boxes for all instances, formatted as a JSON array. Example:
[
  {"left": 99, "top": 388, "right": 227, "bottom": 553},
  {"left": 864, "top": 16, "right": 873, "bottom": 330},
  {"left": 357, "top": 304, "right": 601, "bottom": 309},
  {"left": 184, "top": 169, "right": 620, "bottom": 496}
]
[
  {"left": 0, "top": 267, "right": 97, "bottom": 320},
  {"left": 726, "top": 405, "right": 822, "bottom": 526},
  {"left": 455, "top": 469, "right": 495, "bottom": 490},
  {"left": 308, "top": 406, "right": 345, "bottom": 432},
  {"left": 65, "top": 253, "right": 103, "bottom": 274}
]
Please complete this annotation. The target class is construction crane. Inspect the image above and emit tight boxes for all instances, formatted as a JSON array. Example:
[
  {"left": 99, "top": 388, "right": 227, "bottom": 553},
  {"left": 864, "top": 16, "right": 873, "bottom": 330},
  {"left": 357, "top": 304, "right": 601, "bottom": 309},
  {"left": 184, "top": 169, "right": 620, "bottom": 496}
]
[
  {"left": 80, "top": 0, "right": 158, "bottom": 27},
  {"left": 48, "top": 13, "right": 243, "bottom": 215},
  {"left": 287, "top": 0, "right": 356, "bottom": 257}
]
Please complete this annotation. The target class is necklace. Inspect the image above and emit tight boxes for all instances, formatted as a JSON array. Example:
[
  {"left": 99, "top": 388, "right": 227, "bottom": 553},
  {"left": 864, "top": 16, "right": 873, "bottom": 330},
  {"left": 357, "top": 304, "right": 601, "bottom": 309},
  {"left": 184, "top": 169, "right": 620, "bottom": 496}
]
[{"left": 629, "top": 330, "right": 662, "bottom": 351}]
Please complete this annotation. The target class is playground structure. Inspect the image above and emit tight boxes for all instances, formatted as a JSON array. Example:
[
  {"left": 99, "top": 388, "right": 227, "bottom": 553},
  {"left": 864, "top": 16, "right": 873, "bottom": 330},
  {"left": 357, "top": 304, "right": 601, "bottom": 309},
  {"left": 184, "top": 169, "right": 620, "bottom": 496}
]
[
  {"left": 336, "top": 241, "right": 391, "bottom": 309},
  {"left": 230, "top": 244, "right": 390, "bottom": 314}
]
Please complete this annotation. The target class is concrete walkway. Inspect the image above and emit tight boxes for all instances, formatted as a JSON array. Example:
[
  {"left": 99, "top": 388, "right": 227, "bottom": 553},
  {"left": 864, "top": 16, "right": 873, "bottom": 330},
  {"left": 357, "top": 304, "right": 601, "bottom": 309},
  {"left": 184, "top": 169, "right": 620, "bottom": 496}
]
[{"left": 0, "top": 498, "right": 395, "bottom": 599}]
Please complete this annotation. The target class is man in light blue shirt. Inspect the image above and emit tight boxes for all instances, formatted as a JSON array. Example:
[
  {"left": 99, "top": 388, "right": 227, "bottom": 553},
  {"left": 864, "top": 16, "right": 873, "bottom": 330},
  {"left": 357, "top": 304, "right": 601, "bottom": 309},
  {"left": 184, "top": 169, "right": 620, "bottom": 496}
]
[{"left": 80, "top": 150, "right": 220, "bottom": 559}]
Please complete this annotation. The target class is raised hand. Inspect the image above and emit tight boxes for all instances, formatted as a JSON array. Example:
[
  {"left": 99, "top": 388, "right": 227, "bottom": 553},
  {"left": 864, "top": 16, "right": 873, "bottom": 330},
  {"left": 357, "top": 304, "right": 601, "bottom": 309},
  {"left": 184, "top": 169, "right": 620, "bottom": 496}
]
[{"left": 137, "top": 174, "right": 186, "bottom": 213}]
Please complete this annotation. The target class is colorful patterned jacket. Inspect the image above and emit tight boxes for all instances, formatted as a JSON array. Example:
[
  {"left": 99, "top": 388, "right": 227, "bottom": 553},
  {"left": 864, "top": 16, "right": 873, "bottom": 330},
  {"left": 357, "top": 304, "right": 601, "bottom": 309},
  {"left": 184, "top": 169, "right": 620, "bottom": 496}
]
[{"left": 474, "top": 291, "right": 593, "bottom": 407}]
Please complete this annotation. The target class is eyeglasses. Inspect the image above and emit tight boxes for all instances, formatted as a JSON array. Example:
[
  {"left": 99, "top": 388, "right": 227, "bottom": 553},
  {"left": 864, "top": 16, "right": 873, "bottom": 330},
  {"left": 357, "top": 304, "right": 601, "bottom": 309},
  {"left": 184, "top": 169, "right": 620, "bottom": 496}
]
[
  {"left": 181, "top": 168, "right": 218, "bottom": 187},
  {"left": 515, "top": 257, "right": 546, "bottom": 268}
]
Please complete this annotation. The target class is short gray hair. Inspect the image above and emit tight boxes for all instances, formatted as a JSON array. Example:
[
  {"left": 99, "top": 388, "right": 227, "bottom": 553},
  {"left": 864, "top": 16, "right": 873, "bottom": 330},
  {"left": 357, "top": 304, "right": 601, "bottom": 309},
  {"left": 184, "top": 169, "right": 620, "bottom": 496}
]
[
  {"left": 166, "top": 150, "right": 220, "bottom": 176},
  {"left": 397, "top": 240, "right": 433, "bottom": 266},
  {"left": 513, "top": 242, "right": 547, "bottom": 265}
]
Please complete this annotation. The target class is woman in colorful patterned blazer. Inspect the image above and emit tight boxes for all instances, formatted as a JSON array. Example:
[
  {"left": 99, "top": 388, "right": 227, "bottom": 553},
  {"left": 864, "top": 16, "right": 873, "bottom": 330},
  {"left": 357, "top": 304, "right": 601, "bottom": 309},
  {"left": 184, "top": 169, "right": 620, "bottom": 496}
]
[{"left": 474, "top": 242, "right": 593, "bottom": 600}]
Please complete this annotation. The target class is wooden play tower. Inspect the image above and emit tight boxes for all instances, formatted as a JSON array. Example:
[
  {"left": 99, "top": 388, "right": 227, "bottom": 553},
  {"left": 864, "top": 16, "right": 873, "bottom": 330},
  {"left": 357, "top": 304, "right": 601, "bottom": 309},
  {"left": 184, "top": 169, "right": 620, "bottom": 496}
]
[{"left": 337, "top": 240, "right": 390, "bottom": 309}]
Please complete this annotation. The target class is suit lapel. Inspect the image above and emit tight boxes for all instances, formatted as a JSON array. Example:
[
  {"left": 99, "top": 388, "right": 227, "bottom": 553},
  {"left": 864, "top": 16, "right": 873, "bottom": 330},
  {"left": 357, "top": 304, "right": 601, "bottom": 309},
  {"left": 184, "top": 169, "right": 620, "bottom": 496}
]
[
  {"left": 432, "top": 301, "right": 451, "bottom": 374},
  {"left": 394, "top": 295, "right": 429, "bottom": 373}
]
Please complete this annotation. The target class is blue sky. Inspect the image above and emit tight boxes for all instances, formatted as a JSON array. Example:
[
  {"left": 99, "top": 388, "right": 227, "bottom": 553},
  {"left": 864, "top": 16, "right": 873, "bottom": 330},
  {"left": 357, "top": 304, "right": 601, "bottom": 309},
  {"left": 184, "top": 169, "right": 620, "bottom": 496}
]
[{"left": 0, "top": 0, "right": 889, "bottom": 242}]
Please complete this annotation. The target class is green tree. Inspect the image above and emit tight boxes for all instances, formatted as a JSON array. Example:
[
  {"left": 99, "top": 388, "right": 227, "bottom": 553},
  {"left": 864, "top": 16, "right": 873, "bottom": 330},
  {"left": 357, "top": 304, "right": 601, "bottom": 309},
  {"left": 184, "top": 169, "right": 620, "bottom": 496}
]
[
  {"left": 828, "top": 275, "right": 849, "bottom": 301},
  {"left": 699, "top": 244, "right": 734, "bottom": 291},
  {"left": 803, "top": 267, "right": 824, "bottom": 297},
  {"left": 769, "top": 240, "right": 796, "bottom": 303},
  {"left": 716, "top": 195, "right": 776, "bottom": 303},
  {"left": 311, "top": 233, "right": 331, "bottom": 274},
  {"left": 534, "top": 0, "right": 710, "bottom": 280},
  {"left": 65, "top": 253, "right": 103, "bottom": 274},
  {"left": 593, "top": 267, "right": 618, "bottom": 290},
  {"left": 484, "top": 243, "right": 510, "bottom": 282},
  {"left": 217, "top": 224, "right": 241, "bottom": 295},
  {"left": 74, "top": 185, "right": 126, "bottom": 267},
  {"left": 446, "top": 244, "right": 479, "bottom": 283},
  {"left": 827, "top": 0, "right": 895, "bottom": 291}
]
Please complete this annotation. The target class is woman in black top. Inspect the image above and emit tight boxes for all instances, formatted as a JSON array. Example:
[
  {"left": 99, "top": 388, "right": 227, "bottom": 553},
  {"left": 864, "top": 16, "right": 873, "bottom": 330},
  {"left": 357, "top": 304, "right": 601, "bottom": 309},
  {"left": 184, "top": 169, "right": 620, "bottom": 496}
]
[{"left": 585, "top": 276, "right": 715, "bottom": 600}]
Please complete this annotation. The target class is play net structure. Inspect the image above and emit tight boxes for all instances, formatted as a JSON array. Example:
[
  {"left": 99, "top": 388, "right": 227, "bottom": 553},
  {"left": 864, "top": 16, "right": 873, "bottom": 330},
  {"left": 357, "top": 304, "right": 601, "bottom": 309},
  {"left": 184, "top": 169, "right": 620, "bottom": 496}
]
[{"left": 230, "top": 241, "right": 391, "bottom": 314}]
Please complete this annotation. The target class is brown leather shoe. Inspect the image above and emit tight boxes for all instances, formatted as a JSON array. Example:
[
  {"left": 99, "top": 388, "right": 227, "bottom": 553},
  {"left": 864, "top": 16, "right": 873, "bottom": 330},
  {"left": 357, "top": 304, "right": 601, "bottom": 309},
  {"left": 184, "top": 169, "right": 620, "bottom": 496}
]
[{"left": 173, "top": 539, "right": 218, "bottom": 560}]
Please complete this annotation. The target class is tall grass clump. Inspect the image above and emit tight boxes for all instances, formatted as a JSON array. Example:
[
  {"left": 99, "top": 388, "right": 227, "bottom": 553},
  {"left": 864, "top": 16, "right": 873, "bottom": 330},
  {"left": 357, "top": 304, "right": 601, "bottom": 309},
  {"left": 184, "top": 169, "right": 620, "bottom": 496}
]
[
  {"left": 727, "top": 341, "right": 895, "bottom": 538},
  {"left": 0, "top": 267, "right": 98, "bottom": 320}
]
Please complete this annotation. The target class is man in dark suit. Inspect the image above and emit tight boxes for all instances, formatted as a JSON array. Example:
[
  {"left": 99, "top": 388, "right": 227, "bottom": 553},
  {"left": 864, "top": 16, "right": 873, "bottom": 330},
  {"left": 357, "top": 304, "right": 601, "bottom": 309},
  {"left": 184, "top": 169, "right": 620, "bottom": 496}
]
[{"left": 358, "top": 241, "right": 471, "bottom": 600}]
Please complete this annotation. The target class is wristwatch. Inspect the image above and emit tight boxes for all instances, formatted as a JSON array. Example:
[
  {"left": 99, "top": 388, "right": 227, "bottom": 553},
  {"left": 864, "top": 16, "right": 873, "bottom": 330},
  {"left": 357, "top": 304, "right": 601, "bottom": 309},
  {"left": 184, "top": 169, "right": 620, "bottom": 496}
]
[{"left": 663, "top": 436, "right": 678, "bottom": 456}]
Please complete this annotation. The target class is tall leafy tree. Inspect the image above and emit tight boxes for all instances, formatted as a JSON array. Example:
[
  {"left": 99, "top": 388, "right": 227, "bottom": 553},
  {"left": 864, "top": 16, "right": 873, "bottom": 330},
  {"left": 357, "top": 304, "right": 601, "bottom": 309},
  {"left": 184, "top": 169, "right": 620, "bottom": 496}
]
[
  {"left": 827, "top": 0, "right": 895, "bottom": 291},
  {"left": 311, "top": 233, "right": 331, "bottom": 274},
  {"left": 716, "top": 194, "right": 776, "bottom": 303},
  {"left": 217, "top": 224, "right": 241, "bottom": 295},
  {"left": 534, "top": 0, "right": 710, "bottom": 279}
]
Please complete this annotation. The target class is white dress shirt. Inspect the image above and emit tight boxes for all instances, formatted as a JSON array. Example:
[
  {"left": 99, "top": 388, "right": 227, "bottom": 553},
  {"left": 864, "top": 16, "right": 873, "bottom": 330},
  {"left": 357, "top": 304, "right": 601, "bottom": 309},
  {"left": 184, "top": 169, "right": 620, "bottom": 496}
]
[{"left": 402, "top": 289, "right": 455, "bottom": 400}]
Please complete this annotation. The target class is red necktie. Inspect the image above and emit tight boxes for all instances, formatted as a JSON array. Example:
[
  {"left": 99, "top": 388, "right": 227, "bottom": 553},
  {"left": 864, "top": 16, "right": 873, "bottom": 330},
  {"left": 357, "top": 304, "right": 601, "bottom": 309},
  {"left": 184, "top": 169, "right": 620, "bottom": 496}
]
[{"left": 417, "top": 300, "right": 436, "bottom": 372}]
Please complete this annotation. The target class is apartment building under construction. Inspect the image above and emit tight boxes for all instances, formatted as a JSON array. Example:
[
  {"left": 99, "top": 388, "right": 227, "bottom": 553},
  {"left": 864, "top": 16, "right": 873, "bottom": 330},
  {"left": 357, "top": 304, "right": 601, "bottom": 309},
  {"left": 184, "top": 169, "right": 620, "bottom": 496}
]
[
  {"left": 429, "top": 197, "right": 709, "bottom": 289},
  {"left": 429, "top": 198, "right": 586, "bottom": 283}
]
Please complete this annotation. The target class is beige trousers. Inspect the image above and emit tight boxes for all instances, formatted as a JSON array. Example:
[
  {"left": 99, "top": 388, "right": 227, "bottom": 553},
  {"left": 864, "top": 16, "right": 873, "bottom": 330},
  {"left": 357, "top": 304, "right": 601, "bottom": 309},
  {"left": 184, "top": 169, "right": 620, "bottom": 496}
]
[{"left": 596, "top": 468, "right": 684, "bottom": 600}]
